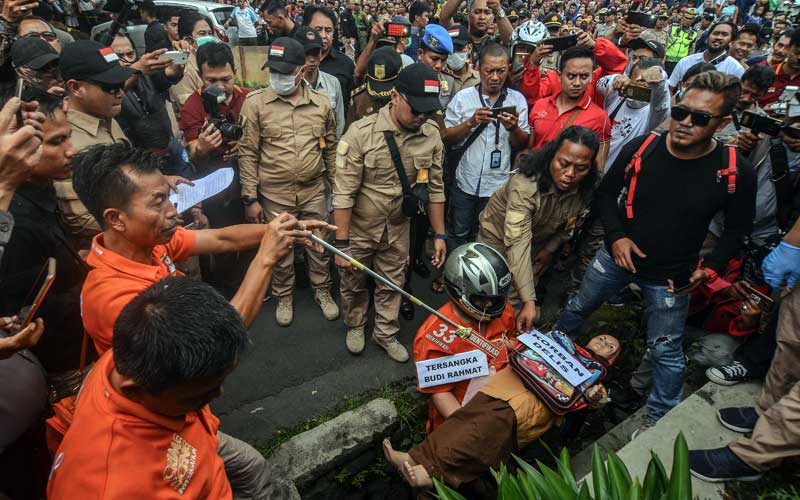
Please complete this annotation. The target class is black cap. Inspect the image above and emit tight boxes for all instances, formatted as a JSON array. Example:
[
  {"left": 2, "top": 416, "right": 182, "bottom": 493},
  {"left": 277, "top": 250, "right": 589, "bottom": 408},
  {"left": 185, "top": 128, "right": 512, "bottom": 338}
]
[
  {"left": 367, "top": 47, "right": 402, "bottom": 98},
  {"left": 446, "top": 24, "right": 470, "bottom": 47},
  {"left": 265, "top": 37, "right": 305, "bottom": 73},
  {"left": 628, "top": 37, "right": 666, "bottom": 59},
  {"left": 294, "top": 26, "right": 324, "bottom": 53},
  {"left": 11, "top": 37, "right": 58, "bottom": 70},
  {"left": 59, "top": 40, "right": 134, "bottom": 84},
  {"left": 395, "top": 62, "right": 441, "bottom": 114},
  {"left": 544, "top": 13, "right": 563, "bottom": 27}
]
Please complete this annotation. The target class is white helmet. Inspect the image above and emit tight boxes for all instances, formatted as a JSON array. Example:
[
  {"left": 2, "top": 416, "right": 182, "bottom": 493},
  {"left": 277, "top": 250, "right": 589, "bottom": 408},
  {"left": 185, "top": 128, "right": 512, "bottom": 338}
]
[{"left": 510, "top": 20, "right": 549, "bottom": 58}]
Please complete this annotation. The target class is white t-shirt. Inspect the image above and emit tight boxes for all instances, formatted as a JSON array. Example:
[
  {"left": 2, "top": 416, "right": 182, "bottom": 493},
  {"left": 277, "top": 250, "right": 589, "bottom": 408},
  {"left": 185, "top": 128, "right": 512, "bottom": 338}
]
[
  {"left": 233, "top": 6, "right": 258, "bottom": 38},
  {"left": 667, "top": 52, "right": 745, "bottom": 88}
]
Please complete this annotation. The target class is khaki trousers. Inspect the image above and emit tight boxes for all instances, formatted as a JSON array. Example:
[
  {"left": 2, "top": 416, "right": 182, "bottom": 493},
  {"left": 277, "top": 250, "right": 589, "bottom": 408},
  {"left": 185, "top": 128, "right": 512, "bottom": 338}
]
[
  {"left": 730, "top": 286, "right": 800, "bottom": 471},
  {"left": 339, "top": 226, "right": 410, "bottom": 343},
  {"left": 217, "top": 431, "right": 297, "bottom": 500},
  {"left": 261, "top": 191, "right": 332, "bottom": 298}
]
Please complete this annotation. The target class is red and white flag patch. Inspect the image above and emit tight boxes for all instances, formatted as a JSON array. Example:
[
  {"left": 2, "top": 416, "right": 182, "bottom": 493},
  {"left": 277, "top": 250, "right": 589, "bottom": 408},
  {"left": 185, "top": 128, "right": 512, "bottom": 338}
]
[
  {"left": 448, "top": 28, "right": 460, "bottom": 37},
  {"left": 423, "top": 79, "right": 439, "bottom": 94},
  {"left": 99, "top": 47, "right": 118, "bottom": 63},
  {"left": 270, "top": 45, "right": 285, "bottom": 57}
]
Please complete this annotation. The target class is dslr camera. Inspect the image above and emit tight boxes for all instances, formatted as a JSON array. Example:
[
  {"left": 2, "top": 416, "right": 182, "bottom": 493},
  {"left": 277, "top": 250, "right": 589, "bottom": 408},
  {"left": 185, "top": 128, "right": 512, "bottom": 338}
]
[{"left": 200, "top": 86, "right": 243, "bottom": 141}]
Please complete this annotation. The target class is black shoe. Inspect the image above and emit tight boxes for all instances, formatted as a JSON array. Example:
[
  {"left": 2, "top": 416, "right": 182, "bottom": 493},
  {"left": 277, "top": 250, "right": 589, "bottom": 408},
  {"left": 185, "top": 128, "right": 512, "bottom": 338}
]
[
  {"left": 412, "top": 258, "right": 431, "bottom": 279},
  {"left": 689, "top": 447, "right": 763, "bottom": 483},
  {"left": 706, "top": 361, "right": 750, "bottom": 386},
  {"left": 606, "top": 286, "right": 641, "bottom": 307},
  {"left": 717, "top": 407, "right": 759, "bottom": 434},
  {"left": 400, "top": 299, "right": 415, "bottom": 320}
]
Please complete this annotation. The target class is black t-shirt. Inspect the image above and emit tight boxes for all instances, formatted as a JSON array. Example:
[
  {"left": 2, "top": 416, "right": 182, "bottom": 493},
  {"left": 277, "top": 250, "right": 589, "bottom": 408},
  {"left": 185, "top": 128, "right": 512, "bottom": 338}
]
[
  {"left": 596, "top": 134, "right": 757, "bottom": 284},
  {"left": 319, "top": 48, "right": 355, "bottom": 115}
]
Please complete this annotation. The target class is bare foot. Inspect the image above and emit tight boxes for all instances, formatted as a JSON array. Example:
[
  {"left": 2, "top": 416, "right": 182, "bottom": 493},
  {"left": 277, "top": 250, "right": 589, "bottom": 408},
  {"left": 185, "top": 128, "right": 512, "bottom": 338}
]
[
  {"left": 404, "top": 461, "right": 433, "bottom": 489},
  {"left": 383, "top": 438, "right": 410, "bottom": 473}
]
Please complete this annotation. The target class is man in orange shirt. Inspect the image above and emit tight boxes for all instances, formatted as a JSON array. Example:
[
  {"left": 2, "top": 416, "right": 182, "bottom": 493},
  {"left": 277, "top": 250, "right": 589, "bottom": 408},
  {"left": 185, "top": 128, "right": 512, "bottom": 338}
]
[
  {"left": 70, "top": 143, "right": 334, "bottom": 355},
  {"left": 48, "top": 276, "right": 295, "bottom": 499},
  {"left": 413, "top": 243, "right": 517, "bottom": 432}
]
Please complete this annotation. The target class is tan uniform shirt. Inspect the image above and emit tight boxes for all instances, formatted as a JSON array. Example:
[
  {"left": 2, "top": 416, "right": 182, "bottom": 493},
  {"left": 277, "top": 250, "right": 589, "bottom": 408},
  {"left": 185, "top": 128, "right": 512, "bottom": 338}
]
[
  {"left": 238, "top": 83, "right": 338, "bottom": 206},
  {"left": 333, "top": 104, "right": 445, "bottom": 244},
  {"left": 345, "top": 86, "right": 386, "bottom": 130},
  {"left": 478, "top": 173, "right": 589, "bottom": 303},
  {"left": 54, "top": 109, "right": 128, "bottom": 241},
  {"left": 169, "top": 53, "right": 202, "bottom": 117},
  {"left": 450, "top": 67, "right": 480, "bottom": 95}
]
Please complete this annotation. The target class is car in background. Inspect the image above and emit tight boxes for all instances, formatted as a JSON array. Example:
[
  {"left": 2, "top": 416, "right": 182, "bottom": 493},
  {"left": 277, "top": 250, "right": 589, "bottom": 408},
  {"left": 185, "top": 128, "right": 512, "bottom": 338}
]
[{"left": 91, "top": 0, "right": 235, "bottom": 53}]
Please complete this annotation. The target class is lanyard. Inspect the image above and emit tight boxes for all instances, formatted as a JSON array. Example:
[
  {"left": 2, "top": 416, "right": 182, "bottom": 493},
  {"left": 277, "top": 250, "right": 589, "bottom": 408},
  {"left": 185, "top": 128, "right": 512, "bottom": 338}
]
[{"left": 478, "top": 88, "right": 504, "bottom": 148}]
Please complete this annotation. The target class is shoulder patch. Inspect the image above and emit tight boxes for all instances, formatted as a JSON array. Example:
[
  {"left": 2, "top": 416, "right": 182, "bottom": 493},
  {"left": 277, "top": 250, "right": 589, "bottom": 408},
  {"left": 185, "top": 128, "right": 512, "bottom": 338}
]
[{"left": 337, "top": 141, "right": 350, "bottom": 156}]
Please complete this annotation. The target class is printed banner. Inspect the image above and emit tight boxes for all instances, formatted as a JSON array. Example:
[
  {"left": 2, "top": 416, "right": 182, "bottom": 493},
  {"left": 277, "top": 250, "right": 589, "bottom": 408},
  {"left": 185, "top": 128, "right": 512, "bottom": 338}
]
[
  {"left": 416, "top": 349, "right": 489, "bottom": 389},
  {"left": 517, "top": 331, "right": 592, "bottom": 386}
]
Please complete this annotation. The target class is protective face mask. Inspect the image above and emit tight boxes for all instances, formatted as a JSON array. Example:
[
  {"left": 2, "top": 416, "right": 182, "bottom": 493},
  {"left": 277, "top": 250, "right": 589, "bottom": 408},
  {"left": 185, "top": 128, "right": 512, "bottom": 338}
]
[
  {"left": 626, "top": 97, "right": 649, "bottom": 109},
  {"left": 270, "top": 71, "right": 300, "bottom": 96},
  {"left": 447, "top": 51, "right": 468, "bottom": 70},
  {"left": 196, "top": 36, "right": 215, "bottom": 47}
]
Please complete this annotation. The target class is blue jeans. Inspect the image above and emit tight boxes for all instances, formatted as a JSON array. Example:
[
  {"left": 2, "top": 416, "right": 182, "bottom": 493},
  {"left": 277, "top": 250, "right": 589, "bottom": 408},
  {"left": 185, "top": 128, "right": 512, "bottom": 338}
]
[
  {"left": 554, "top": 247, "right": 690, "bottom": 423},
  {"left": 447, "top": 186, "right": 490, "bottom": 254}
]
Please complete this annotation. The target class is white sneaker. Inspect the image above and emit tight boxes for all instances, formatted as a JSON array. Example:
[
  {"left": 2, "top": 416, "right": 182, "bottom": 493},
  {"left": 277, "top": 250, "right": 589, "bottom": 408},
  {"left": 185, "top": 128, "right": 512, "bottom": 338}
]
[{"left": 276, "top": 297, "right": 293, "bottom": 326}]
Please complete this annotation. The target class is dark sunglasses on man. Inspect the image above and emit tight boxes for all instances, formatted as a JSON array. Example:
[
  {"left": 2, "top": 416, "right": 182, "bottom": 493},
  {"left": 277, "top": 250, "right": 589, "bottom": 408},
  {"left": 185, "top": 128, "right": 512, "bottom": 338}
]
[
  {"left": 670, "top": 105, "right": 725, "bottom": 127},
  {"left": 23, "top": 31, "right": 58, "bottom": 42},
  {"left": 90, "top": 81, "right": 125, "bottom": 94}
]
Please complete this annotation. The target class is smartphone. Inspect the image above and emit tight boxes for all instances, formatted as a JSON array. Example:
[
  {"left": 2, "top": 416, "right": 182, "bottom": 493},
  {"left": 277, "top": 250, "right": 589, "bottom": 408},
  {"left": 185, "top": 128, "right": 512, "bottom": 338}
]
[
  {"left": 490, "top": 105, "right": 517, "bottom": 118},
  {"left": 15, "top": 78, "right": 25, "bottom": 127},
  {"left": 741, "top": 282, "right": 774, "bottom": 305},
  {"left": 741, "top": 110, "right": 783, "bottom": 136},
  {"left": 17, "top": 258, "right": 56, "bottom": 329},
  {"left": 385, "top": 22, "right": 409, "bottom": 38},
  {"left": 627, "top": 11, "right": 658, "bottom": 28},
  {"left": 512, "top": 51, "right": 528, "bottom": 70},
  {"left": 158, "top": 50, "right": 189, "bottom": 65},
  {"left": 622, "top": 84, "right": 652, "bottom": 102},
  {"left": 546, "top": 34, "right": 578, "bottom": 51}
]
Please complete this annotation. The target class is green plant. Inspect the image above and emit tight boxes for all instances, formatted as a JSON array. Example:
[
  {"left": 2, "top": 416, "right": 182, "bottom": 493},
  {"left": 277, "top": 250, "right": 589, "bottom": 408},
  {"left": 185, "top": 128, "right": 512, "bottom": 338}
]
[{"left": 433, "top": 433, "right": 692, "bottom": 500}]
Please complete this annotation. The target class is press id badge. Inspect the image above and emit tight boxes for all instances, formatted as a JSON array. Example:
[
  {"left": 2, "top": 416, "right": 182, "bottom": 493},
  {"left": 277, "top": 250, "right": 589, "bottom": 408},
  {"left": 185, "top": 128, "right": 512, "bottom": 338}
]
[{"left": 490, "top": 149, "right": 502, "bottom": 169}]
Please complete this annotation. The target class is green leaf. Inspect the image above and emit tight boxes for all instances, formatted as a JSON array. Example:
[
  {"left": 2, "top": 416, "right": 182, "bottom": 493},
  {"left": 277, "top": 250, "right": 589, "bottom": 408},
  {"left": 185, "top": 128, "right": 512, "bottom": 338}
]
[
  {"left": 628, "top": 479, "right": 644, "bottom": 500},
  {"left": 606, "top": 449, "right": 633, "bottom": 500},
  {"left": 538, "top": 460, "right": 578, "bottom": 500},
  {"left": 592, "top": 444, "right": 610, "bottom": 500},
  {"left": 432, "top": 477, "right": 468, "bottom": 500},
  {"left": 514, "top": 455, "right": 548, "bottom": 499},
  {"left": 642, "top": 451, "right": 668, "bottom": 499},
  {"left": 666, "top": 433, "right": 692, "bottom": 500},
  {"left": 578, "top": 481, "right": 592, "bottom": 500},
  {"left": 498, "top": 470, "right": 526, "bottom": 500},
  {"left": 557, "top": 446, "right": 580, "bottom": 494},
  {"left": 516, "top": 468, "right": 541, "bottom": 500}
]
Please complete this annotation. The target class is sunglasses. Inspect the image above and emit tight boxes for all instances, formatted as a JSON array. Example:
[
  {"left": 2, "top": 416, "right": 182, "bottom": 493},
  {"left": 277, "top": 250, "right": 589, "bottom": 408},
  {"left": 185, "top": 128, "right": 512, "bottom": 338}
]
[
  {"left": 90, "top": 81, "right": 125, "bottom": 94},
  {"left": 670, "top": 105, "right": 724, "bottom": 127},
  {"left": 115, "top": 50, "right": 139, "bottom": 63},
  {"left": 23, "top": 31, "right": 58, "bottom": 42}
]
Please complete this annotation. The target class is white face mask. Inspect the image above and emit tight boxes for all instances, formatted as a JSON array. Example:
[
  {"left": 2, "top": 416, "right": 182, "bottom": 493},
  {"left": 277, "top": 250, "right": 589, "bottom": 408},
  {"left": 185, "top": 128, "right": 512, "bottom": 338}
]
[
  {"left": 270, "top": 70, "right": 300, "bottom": 96},
  {"left": 447, "top": 51, "right": 468, "bottom": 70},
  {"left": 625, "top": 97, "right": 649, "bottom": 109}
]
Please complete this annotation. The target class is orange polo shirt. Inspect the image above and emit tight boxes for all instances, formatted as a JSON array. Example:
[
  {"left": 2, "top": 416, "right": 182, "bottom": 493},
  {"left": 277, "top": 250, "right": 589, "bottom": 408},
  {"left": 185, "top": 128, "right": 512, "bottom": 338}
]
[
  {"left": 47, "top": 352, "right": 232, "bottom": 500},
  {"left": 81, "top": 227, "right": 196, "bottom": 356},
  {"left": 412, "top": 302, "right": 516, "bottom": 432}
]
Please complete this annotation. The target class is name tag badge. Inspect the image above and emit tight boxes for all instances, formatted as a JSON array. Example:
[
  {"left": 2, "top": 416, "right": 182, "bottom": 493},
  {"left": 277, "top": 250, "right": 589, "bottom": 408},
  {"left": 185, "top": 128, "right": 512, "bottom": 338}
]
[
  {"left": 490, "top": 150, "right": 502, "bottom": 169},
  {"left": 416, "top": 349, "right": 489, "bottom": 388},
  {"left": 417, "top": 167, "right": 429, "bottom": 183},
  {"left": 319, "top": 136, "right": 327, "bottom": 149}
]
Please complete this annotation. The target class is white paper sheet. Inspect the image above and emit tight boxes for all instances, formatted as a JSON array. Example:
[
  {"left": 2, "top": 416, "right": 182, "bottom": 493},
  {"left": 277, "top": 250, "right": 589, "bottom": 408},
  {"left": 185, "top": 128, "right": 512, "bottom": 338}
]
[{"left": 169, "top": 168, "right": 234, "bottom": 212}]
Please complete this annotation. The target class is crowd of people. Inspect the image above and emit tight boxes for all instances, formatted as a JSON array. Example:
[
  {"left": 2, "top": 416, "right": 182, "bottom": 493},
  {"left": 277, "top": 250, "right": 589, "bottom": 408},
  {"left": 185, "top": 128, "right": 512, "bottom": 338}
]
[{"left": 1, "top": 0, "right": 800, "bottom": 497}]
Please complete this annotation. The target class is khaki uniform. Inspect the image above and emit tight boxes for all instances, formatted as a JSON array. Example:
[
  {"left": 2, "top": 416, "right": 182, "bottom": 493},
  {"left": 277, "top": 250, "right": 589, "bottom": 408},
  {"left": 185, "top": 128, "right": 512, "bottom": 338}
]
[
  {"left": 477, "top": 172, "right": 589, "bottom": 304},
  {"left": 448, "top": 67, "right": 480, "bottom": 95},
  {"left": 53, "top": 109, "right": 128, "bottom": 244},
  {"left": 345, "top": 85, "right": 387, "bottom": 130},
  {"left": 439, "top": 73, "right": 455, "bottom": 109},
  {"left": 169, "top": 53, "right": 202, "bottom": 119},
  {"left": 333, "top": 104, "right": 444, "bottom": 342},
  {"left": 238, "top": 83, "right": 338, "bottom": 298},
  {"left": 730, "top": 286, "right": 800, "bottom": 470}
]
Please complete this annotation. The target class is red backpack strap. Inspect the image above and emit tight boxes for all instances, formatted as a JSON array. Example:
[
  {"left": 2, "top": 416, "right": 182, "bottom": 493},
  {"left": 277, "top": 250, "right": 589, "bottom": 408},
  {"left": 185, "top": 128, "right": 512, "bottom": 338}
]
[
  {"left": 726, "top": 146, "right": 737, "bottom": 194},
  {"left": 625, "top": 133, "right": 660, "bottom": 220}
]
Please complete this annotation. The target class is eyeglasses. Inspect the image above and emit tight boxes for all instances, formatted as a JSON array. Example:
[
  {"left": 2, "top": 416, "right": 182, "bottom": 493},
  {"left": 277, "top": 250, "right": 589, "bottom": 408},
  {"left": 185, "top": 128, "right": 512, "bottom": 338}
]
[
  {"left": 90, "top": 81, "right": 125, "bottom": 94},
  {"left": 670, "top": 105, "right": 724, "bottom": 127},
  {"left": 115, "top": 50, "right": 138, "bottom": 63},
  {"left": 23, "top": 31, "right": 58, "bottom": 42}
]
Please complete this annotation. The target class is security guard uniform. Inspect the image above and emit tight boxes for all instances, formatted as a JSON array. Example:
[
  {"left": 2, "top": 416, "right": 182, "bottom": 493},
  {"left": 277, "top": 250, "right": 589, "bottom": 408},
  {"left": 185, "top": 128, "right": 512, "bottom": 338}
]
[
  {"left": 477, "top": 172, "right": 590, "bottom": 305},
  {"left": 541, "top": 14, "right": 564, "bottom": 72},
  {"left": 346, "top": 46, "right": 402, "bottom": 129},
  {"left": 238, "top": 38, "right": 338, "bottom": 323},
  {"left": 333, "top": 64, "right": 445, "bottom": 361},
  {"left": 418, "top": 24, "right": 455, "bottom": 108}
]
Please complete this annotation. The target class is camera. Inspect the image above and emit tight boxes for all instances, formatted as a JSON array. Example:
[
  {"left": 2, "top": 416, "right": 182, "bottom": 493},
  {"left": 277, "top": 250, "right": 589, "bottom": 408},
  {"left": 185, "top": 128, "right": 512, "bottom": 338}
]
[{"left": 200, "top": 86, "right": 243, "bottom": 141}]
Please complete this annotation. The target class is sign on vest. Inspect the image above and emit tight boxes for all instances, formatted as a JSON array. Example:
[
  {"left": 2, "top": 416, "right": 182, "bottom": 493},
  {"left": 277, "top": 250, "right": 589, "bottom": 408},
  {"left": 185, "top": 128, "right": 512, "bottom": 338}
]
[
  {"left": 416, "top": 349, "right": 490, "bottom": 389},
  {"left": 517, "top": 331, "right": 593, "bottom": 386}
]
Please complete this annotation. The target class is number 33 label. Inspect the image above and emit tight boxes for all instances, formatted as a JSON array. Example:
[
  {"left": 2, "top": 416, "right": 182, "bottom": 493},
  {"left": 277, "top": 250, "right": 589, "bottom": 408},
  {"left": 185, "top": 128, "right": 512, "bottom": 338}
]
[{"left": 431, "top": 323, "right": 457, "bottom": 344}]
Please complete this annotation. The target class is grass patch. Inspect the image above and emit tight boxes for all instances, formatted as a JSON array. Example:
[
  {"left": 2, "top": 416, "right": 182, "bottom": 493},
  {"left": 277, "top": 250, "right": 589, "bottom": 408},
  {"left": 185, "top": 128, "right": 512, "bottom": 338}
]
[{"left": 726, "top": 466, "right": 800, "bottom": 500}]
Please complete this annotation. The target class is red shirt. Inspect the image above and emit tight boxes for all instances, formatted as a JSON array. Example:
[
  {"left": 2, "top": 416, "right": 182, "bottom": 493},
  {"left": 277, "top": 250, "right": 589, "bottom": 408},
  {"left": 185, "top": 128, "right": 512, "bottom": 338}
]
[
  {"left": 81, "top": 227, "right": 196, "bottom": 356},
  {"left": 179, "top": 86, "right": 250, "bottom": 157},
  {"left": 412, "top": 302, "right": 516, "bottom": 432},
  {"left": 759, "top": 63, "right": 800, "bottom": 107},
  {"left": 47, "top": 352, "right": 232, "bottom": 500},
  {"left": 529, "top": 91, "right": 611, "bottom": 150}
]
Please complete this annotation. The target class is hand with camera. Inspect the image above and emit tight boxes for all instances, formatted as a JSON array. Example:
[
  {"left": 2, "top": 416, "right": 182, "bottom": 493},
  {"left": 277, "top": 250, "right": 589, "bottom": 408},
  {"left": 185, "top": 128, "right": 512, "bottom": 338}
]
[
  {"left": 576, "top": 29, "right": 596, "bottom": 49},
  {"left": 735, "top": 130, "right": 760, "bottom": 152},
  {"left": 498, "top": 110, "right": 518, "bottom": 131},
  {"left": 195, "top": 121, "right": 223, "bottom": 159},
  {"left": 530, "top": 43, "right": 553, "bottom": 66},
  {"left": 612, "top": 74, "right": 632, "bottom": 93}
]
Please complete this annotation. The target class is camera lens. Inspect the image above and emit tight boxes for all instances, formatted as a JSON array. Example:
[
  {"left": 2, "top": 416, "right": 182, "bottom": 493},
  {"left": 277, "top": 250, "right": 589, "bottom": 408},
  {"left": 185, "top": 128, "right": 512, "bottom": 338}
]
[{"left": 219, "top": 122, "right": 244, "bottom": 141}]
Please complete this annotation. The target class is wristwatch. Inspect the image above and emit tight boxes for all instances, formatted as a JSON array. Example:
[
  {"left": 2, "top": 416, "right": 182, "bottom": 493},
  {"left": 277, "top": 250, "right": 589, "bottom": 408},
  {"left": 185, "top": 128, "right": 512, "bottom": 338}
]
[
  {"left": 241, "top": 196, "right": 258, "bottom": 206},
  {"left": 433, "top": 233, "right": 448, "bottom": 240}
]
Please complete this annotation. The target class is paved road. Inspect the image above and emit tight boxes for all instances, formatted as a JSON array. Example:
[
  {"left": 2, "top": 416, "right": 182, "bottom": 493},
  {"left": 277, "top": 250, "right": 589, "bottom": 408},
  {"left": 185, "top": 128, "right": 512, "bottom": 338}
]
[{"left": 213, "top": 268, "right": 445, "bottom": 445}]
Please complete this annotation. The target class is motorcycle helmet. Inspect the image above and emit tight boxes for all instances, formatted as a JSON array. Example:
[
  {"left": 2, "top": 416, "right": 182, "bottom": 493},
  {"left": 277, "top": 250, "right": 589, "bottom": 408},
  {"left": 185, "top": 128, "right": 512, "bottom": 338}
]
[
  {"left": 509, "top": 20, "right": 549, "bottom": 59},
  {"left": 444, "top": 243, "right": 512, "bottom": 320}
]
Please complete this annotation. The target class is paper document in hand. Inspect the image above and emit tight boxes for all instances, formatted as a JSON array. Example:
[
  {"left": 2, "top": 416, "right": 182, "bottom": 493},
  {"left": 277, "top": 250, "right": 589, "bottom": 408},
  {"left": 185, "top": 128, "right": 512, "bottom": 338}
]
[{"left": 169, "top": 168, "right": 234, "bottom": 212}]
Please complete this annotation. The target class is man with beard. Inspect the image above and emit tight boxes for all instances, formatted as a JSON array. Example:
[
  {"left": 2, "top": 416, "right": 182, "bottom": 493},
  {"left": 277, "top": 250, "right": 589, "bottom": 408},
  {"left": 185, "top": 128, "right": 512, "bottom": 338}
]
[
  {"left": 668, "top": 20, "right": 745, "bottom": 93},
  {"left": 333, "top": 63, "right": 446, "bottom": 363},
  {"left": 439, "top": 0, "right": 513, "bottom": 62},
  {"left": 554, "top": 71, "right": 757, "bottom": 435},
  {"left": 759, "top": 29, "right": 800, "bottom": 107}
]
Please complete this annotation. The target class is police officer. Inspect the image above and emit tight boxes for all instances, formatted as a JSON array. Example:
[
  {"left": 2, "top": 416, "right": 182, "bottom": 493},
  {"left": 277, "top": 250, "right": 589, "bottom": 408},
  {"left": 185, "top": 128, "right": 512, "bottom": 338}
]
[
  {"left": 444, "top": 24, "right": 480, "bottom": 94},
  {"left": 665, "top": 8, "right": 697, "bottom": 75},
  {"left": 333, "top": 63, "right": 447, "bottom": 363},
  {"left": 346, "top": 46, "right": 402, "bottom": 129},
  {"left": 238, "top": 37, "right": 339, "bottom": 327},
  {"left": 417, "top": 24, "right": 455, "bottom": 109},
  {"left": 541, "top": 13, "right": 563, "bottom": 71}
]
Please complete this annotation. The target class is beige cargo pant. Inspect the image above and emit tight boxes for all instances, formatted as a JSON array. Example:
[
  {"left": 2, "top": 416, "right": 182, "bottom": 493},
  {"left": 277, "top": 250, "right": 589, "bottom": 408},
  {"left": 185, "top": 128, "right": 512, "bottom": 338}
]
[
  {"left": 217, "top": 432, "right": 297, "bottom": 499},
  {"left": 261, "top": 190, "right": 333, "bottom": 298},
  {"left": 339, "top": 226, "right": 410, "bottom": 344},
  {"left": 730, "top": 286, "right": 800, "bottom": 471}
]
